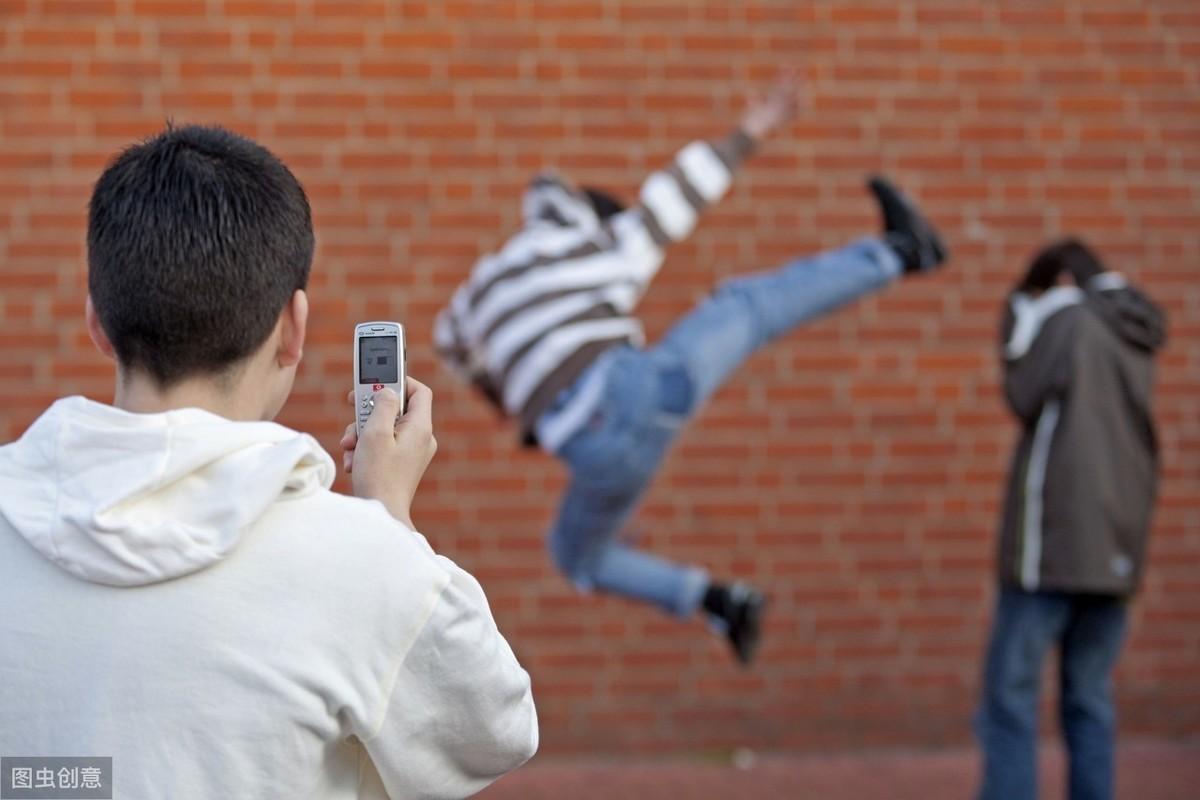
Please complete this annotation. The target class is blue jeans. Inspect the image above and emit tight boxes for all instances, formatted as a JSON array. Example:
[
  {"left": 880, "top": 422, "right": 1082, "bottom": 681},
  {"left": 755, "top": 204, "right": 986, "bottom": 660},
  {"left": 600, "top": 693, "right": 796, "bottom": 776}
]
[
  {"left": 976, "top": 588, "right": 1129, "bottom": 800},
  {"left": 540, "top": 238, "right": 901, "bottom": 617}
]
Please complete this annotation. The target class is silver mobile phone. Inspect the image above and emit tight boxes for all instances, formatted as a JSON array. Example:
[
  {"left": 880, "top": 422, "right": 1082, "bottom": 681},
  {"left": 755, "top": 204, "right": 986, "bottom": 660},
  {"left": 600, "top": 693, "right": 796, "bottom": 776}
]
[{"left": 353, "top": 321, "right": 406, "bottom": 436}]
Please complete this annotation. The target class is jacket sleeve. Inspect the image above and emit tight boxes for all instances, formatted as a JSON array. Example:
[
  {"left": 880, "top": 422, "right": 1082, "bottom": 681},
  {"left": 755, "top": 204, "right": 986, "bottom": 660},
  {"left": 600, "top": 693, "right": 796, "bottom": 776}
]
[
  {"left": 432, "top": 287, "right": 477, "bottom": 378},
  {"left": 362, "top": 555, "right": 538, "bottom": 799},
  {"left": 433, "top": 288, "right": 506, "bottom": 413},
  {"left": 607, "top": 128, "right": 756, "bottom": 289},
  {"left": 1000, "top": 289, "right": 1082, "bottom": 424}
]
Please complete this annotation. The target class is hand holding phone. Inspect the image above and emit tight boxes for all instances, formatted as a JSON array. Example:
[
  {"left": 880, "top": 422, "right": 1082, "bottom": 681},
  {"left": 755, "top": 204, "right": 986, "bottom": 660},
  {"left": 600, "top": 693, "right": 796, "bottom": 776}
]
[
  {"left": 347, "top": 322, "right": 435, "bottom": 528},
  {"left": 354, "top": 321, "right": 406, "bottom": 436},
  {"left": 340, "top": 378, "right": 437, "bottom": 530}
]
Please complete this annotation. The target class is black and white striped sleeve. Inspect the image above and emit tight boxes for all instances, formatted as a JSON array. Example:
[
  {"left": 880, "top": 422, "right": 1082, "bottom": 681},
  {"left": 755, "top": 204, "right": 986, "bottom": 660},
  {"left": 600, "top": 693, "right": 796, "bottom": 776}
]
[
  {"left": 609, "top": 129, "right": 756, "bottom": 286},
  {"left": 434, "top": 288, "right": 481, "bottom": 378}
]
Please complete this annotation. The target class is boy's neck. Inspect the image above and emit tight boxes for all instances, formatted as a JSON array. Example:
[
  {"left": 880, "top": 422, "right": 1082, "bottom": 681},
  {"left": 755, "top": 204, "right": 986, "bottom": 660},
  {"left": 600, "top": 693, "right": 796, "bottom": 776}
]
[{"left": 113, "top": 368, "right": 268, "bottom": 422}]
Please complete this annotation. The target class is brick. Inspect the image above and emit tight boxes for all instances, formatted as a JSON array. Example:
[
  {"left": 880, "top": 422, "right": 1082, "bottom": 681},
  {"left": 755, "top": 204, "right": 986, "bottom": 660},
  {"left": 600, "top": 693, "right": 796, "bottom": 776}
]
[
  {"left": 830, "top": 6, "right": 900, "bottom": 24},
  {"left": 1016, "top": 36, "right": 1089, "bottom": 57},
  {"left": 997, "top": 8, "right": 1065, "bottom": 26},
  {"left": 357, "top": 59, "right": 432, "bottom": 79},
  {"left": 223, "top": 0, "right": 299, "bottom": 17},
  {"left": 159, "top": 29, "right": 234, "bottom": 48},
  {"left": 69, "top": 89, "right": 144, "bottom": 109},
  {"left": 2, "top": 59, "right": 74, "bottom": 78},
  {"left": 293, "top": 92, "right": 370, "bottom": 112},
  {"left": 291, "top": 30, "right": 367, "bottom": 48},
  {"left": 936, "top": 35, "right": 1007, "bottom": 56},
  {"left": 381, "top": 30, "right": 457, "bottom": 49},
  {"left": 917, "top": 7, "right": 985, "bottom": 24},
  {"left": 20, "top": 26, "right": 98, "bottom": 47},
  {"left": 980, "top": 153, "right": 1047, "bottom": 172},
  {"left": 525, "top": 1, "right": 601, "bottom": 21},
  {"left": 958, "top": 124, "right": 1026, "bottom": 143},
  {"left": 131, "top": 0, "right": 206, "bottom": 15},
  {"left": 312, "top": 0, "right": 388, "bottom": 16},
  {"left": 87, "top": 59, "right": 164, "bottom": 79},
  {"left": 179, "top": 60, "right": 254, "bottom": 79},
  {"left": 42, "top": 0, "right": 118, "bottom": 12},
  {"left": 159, "top": 90, "right": 234, "bottom": 109},
  {"left": 1058, "top": 95, "right": 1126, "bottom": 114}
]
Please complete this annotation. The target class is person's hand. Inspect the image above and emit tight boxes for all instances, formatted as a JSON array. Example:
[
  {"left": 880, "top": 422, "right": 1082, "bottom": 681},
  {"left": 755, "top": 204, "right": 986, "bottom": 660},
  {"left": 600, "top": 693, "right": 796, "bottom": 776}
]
[
  {"left": 340, "top": 378, "right": 437, "bottom": 530},
  {"left": 740, "top": 67, "right": 805, "bottom": 141}
]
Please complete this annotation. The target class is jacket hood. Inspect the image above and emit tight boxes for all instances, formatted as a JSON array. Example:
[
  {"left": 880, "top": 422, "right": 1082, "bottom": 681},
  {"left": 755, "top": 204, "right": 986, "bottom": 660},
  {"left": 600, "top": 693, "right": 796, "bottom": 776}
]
[
  {"left": 1088, "top": 274, "right": 1168, "bottom": 353},
  {"left": 0, "top": 396, "right": 335, "bottom": 587},
  {"left": 521, "top": 172, "right": 602, "bottom": 233}
]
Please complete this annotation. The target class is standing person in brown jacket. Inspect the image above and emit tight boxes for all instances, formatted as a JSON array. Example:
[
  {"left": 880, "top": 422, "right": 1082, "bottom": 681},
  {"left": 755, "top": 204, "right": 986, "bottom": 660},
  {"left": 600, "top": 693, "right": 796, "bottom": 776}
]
[{"left": 976, "top": 239, "right": 1167, "bottom": 800}]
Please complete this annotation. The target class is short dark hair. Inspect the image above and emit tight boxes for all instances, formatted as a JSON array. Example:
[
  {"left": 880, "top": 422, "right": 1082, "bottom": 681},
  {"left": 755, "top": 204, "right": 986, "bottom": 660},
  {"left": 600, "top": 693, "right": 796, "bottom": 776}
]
[
  {"left": 1024, "top": 237, "right": 1105, "bottom": 291},
  {"left": 582, "top": 187, "right": 625, "bottom": 221},
  {"left": 88, "top": 124, "right": 314, "bottom": 387}
]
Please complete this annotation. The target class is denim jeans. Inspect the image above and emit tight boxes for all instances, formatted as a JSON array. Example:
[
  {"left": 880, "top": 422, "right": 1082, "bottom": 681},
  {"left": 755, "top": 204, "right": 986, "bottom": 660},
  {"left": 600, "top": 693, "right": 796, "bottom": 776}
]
[
  {"left": 539, "top": 238, "right": 901, "bottom": 617},
  {"left": 976, "top": 587, "right": 1129, "bottom": 800}
]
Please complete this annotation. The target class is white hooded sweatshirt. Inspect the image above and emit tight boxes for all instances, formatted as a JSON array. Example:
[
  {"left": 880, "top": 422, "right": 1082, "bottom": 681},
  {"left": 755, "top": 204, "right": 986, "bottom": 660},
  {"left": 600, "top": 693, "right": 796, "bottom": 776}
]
[{"left": 0, "top": 397, "right": 537, "bottom": 799}]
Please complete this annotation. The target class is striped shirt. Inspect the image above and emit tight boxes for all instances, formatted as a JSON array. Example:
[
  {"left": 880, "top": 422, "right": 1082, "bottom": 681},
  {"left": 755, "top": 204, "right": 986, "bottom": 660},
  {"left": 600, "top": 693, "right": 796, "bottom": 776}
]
[{"left": 434, "top": 129, "right": 755, "bottom": 448}]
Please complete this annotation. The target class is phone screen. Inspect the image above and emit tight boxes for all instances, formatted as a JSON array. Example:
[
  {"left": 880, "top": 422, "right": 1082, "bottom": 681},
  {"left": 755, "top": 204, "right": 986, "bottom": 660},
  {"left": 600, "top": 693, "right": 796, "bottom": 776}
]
[{"left": 358, "top": 336, "right": 398, "bottom": 384}]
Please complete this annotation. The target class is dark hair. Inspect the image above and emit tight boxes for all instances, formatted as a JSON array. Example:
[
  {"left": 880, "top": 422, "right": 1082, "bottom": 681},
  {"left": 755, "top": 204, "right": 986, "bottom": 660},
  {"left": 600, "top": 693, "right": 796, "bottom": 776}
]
[
  {"left": 582, "top": 187, "right": 626, "bottom": 221},
  {"left": 1024, "top": 237, "right": 1105, "bottom": 291},
  {"left": 88, "top": 124, "right": 314, "bottom": 387}
]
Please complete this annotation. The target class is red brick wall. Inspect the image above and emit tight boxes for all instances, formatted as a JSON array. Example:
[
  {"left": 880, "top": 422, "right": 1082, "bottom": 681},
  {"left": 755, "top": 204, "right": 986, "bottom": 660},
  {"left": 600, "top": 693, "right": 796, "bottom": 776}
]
[{"left": 2, "top": 0, "right": 1197, "bottom": 754}]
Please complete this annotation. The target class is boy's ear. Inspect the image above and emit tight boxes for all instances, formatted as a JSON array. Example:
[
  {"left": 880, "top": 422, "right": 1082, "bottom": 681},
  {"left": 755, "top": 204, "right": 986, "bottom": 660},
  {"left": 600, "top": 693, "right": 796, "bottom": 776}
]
[
  {"left": 85, "top": 295, "right": 116, "bottom": 360},
  {"left": 278, "top": 289, "right": 308, "bottom": 368}
]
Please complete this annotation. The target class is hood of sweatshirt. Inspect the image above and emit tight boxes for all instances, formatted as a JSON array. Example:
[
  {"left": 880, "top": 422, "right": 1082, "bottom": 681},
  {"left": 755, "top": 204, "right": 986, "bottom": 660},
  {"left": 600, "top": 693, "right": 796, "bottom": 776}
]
[
  {"left": 1088, "top": 276, "right": 1167, "bottom": 353},
  {"left": 521, "top": 172, "right": 602, "bottom": 234},
  {"left": 0, "top": 396, "right": 336, "bottom": 587}
]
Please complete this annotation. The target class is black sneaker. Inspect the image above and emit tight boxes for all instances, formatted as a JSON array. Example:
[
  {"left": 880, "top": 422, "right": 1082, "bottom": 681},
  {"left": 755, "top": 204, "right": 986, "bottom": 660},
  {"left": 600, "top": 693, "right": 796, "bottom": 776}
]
[
  {"left": 867, "top": 175, "right": 948, "bottom": 274},
  {"left": 706, "top": 582, "right": 766, "bottom": 666}
]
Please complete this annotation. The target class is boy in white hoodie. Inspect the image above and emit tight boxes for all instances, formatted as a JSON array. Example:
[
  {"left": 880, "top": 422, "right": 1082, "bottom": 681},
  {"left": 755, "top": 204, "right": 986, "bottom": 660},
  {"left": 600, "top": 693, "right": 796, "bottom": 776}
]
[{"left": 0, "top": 125, "right": 537, "bottom": 799}]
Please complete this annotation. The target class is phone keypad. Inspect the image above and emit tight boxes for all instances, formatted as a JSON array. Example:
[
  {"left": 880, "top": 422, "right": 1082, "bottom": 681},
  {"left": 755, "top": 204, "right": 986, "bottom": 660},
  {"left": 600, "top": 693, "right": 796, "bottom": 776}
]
[{"left": 357, "top": 393, "right": 375, "bottom": 431}]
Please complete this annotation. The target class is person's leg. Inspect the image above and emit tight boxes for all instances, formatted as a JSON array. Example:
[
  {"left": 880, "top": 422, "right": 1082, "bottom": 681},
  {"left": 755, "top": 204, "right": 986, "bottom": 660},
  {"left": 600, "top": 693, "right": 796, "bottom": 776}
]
[
  {"left": 975, "top": 588, "right": 1073, "bottom": 800},
  {"left": 569, "top": 238, "right": 899, "bottom": 642},
  {"left": 548, "top": 472, "right": 708, "bottom": 619},
  {"left": 547, "top": 347, "right": 767, "bottom": 662},
  {"left": 649, "top": 238, "right": 901, "bottom": 411},
  {"left": 648, "top": 172, "right": 950, "bottom": 407},
  {"left": 547, "top": 350, "right": 708, "bottom": 619},
  {"left": 1059, "top": 595, "right": 1129, "bottom": 800}
]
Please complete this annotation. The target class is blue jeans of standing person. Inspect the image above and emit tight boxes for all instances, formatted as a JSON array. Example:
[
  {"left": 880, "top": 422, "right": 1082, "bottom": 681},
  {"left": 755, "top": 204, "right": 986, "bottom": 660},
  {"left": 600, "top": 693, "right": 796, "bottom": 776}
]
[
  {"left": 976, "top": 587, "right": 1130, "bottom": 800},
  {"left": 537, "top": 238, "right": 902, "bottom": 618}
]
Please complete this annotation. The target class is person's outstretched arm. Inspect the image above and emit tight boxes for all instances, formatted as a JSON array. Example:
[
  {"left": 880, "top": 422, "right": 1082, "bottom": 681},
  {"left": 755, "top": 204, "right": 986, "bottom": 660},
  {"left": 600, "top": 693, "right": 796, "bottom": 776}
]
[{"left": 608, "top": 70, "right": 805, "bottom": 288}]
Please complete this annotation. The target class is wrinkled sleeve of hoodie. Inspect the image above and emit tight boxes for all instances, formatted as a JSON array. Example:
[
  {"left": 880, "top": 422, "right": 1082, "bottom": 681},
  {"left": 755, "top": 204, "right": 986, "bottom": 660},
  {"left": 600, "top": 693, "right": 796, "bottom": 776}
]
[
  {"left": 608, "top": 128, "right": 756, "bottom": 289},
  {"left": 362, "top": 552, "right": 537, "bottom": 799},
  {"left": 1000, "top": 287, "right": 1083, "bottom": 425}
]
